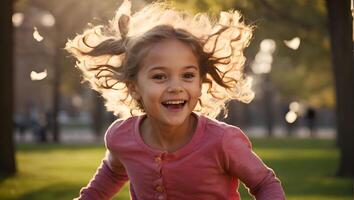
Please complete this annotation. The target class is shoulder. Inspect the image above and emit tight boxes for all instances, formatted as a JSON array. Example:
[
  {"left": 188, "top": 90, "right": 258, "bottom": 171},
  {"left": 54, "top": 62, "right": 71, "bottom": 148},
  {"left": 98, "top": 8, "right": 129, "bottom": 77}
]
[
  {"left": 202, "top": 115, "right": 251, "bottom": 149},
  {"left": 104, "top": 116, "right": 138, "bottom": 148}
]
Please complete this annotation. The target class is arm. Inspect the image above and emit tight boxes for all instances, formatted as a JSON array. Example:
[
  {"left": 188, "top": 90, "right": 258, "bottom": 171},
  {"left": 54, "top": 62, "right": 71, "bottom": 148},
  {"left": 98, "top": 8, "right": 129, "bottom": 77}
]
[
  {"left": 222, "top": 127, "right": 285, "bottom": 200},
  {"left": 76, "top": 121, "right": 129, "bottom": 200},
  {"left": 76, "top": 152, "right": 129, "bottom": 200}
]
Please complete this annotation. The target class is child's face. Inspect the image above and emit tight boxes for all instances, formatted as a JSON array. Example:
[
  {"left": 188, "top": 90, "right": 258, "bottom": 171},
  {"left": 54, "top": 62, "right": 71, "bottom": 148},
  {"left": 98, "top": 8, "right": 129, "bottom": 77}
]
[{"left": 129, "top": 39, "right": 202, "bottom": 126}]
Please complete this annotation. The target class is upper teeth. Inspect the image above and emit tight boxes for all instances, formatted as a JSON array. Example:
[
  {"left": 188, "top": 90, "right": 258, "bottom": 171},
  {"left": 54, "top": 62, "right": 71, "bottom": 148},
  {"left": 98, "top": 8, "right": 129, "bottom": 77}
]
[{"left": 163, "top": 100, "right": 185, "bottom": 105}]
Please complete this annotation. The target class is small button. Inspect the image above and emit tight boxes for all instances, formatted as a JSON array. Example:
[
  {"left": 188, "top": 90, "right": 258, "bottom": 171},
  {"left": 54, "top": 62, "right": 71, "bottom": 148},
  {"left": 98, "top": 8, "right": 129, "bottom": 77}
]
[
  {"left": 155, "top": 156, "right": 162, "bottom": 163},
  {"left": 157, "top": 194, "right": 164, "bottom": 200},
  {"left": 155, "top": 185, "right": 164, "bottom": 192}
]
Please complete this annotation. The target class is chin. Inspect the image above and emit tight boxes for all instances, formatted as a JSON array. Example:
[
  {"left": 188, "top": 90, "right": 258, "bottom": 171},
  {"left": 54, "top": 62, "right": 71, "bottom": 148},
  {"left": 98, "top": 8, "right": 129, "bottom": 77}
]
[{"left": 164, "top": 112, "right": 194, "bottom": 126}]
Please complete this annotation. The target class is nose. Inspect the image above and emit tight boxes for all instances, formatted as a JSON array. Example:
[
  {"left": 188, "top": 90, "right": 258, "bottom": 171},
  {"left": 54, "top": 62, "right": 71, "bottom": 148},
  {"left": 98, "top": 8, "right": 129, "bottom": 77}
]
[{"left": 167, "top": 78, "right": 183, "bottom": 93}]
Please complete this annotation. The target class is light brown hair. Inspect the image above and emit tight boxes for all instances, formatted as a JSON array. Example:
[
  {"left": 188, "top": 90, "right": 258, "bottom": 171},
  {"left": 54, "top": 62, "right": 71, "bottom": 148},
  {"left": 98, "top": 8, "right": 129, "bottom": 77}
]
[{"left": 65, "top": 1, "right": 254, "bottom": 118}]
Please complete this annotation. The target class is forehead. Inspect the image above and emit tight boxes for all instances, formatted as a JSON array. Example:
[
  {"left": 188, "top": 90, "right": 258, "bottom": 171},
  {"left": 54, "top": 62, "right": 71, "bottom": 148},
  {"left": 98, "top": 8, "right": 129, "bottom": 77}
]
[{"left": 139, "top": 39, "right": 199, "bottom": 72}]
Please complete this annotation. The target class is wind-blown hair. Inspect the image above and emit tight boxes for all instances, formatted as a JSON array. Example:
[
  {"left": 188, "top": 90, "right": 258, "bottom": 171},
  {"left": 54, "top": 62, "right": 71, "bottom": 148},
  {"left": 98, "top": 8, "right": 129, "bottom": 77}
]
[{"left": 65, "top": 0, "right": 254, "bottom": 118}]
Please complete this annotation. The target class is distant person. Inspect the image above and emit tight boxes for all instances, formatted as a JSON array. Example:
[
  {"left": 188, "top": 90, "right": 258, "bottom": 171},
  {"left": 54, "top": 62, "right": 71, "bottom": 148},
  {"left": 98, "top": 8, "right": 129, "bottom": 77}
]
[
  {"left": 30, "top": 109, "right": 48, "bottom": 143},
  {"left": 14, "top": 114, "right": 28, "bottom": 142},
  {"left": 37, "top": 111, "right": 48, "bottom": 142},
  {"left": 305, "top": 106, "right": 317, "bottom": 137},
  {"left": 45, "top": 110, "right": 53, "bottom": 135},
  {"left": 66, "top": 1, "right": 285, "bottom": 199}
]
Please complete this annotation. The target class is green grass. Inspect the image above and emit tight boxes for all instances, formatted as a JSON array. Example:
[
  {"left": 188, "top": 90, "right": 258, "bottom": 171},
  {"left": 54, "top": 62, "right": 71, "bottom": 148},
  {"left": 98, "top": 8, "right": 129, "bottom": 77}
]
[{"left": 0, "top": 138, "right": 352, "bottom": 200}]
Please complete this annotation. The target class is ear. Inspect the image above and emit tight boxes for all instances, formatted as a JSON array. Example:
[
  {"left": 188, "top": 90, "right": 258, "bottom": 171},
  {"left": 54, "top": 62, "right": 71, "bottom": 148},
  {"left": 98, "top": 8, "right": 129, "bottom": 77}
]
[{"left": 126, "top": 81, "right": 141, "bottom": 100}]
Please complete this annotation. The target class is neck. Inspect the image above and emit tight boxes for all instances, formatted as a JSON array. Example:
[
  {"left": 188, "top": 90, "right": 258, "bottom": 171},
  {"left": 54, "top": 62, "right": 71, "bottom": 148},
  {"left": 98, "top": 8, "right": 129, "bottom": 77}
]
[{"left": 141, "top": 114, "right": 197, "bottom": 152}]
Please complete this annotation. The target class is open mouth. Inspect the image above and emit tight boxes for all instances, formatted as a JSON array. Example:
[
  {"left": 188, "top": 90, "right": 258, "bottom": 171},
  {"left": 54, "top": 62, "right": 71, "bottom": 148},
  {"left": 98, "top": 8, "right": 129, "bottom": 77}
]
[{"left": 161, "top": 100, "right": 187, "bottom": 110}]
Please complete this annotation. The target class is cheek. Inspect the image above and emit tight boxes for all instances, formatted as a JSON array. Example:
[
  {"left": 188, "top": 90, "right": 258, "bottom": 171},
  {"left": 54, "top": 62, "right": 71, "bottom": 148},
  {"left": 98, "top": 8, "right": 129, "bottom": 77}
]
[
  {"left": 189, "top": 84, "right": 202, "bottom": 98},
  {"left": 140, "top": 85, "right": 163, "bottom": 104}
]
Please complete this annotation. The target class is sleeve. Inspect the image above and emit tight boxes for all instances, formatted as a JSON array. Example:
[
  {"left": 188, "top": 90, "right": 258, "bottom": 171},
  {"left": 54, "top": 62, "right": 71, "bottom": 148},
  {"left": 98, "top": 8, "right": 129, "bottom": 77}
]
[
  {"left": 222, "top": 127, "right": 285, "bottom": 200},
  {"left": 75, "top": 121, "right": 129, "bottom": 200}
]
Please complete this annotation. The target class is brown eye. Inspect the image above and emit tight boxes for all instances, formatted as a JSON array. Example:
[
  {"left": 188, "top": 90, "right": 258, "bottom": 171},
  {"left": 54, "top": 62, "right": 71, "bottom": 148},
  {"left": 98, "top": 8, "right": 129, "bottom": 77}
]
[
  {"left": 152, "top": 74, "right": 167, "bottom": 80},
  {"left": 183, "top": 73, "right": 195, "bottom": 79}
]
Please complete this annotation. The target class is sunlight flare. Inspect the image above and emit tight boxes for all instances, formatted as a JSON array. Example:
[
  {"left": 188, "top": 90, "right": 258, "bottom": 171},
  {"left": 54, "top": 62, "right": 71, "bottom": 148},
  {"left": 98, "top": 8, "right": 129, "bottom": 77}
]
[
  {"left": 285, "top": 110, "right": 297, "bottom": 123},
  {"left": 289, "top": 101, "right": 300, "bottom": 112},
  {"left": 40, "top": 12, "right": 56, "bottom": 27},
  {"left": 12, "top": 13, "right": 24, "bottom": 27},
  {"left": 252, "top": 39, "right": 276, "bottom": 74}
]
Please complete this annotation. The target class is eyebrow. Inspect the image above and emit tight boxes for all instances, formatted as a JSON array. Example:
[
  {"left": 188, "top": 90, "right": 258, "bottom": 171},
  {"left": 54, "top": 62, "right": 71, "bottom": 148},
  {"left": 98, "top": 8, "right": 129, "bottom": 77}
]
[{"left": 147, "top": 65, "right": 199, "bottom": 72}]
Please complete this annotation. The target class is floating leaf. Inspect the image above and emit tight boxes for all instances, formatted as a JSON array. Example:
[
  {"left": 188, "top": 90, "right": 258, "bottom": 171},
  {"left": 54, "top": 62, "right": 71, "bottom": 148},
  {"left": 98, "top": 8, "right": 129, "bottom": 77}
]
[
  {"left": 33, "top": 27, "right": 44, "bottom": 42},
  {"left": 284, "top": 37, "right": 300, "bottom": 50},
  {"left": 30, "top": 69, "right": 47, "bottom": 81}
]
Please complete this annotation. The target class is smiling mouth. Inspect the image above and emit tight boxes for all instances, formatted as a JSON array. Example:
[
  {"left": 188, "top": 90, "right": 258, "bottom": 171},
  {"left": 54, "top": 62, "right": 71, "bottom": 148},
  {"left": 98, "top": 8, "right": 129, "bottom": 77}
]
[{"left": 161, "top": 100, "right": 187, "bottom": 110}]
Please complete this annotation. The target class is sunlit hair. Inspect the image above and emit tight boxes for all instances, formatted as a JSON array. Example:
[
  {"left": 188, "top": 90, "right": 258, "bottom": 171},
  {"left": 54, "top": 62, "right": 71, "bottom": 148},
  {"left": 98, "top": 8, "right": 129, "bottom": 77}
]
[{"left": 65, "top": 0, "right": 254, "bottom": 118}]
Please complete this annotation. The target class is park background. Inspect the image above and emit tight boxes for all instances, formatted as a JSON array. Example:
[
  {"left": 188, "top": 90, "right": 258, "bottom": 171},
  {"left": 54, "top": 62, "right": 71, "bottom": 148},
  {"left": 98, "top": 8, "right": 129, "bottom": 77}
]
[{"left": 0, "top": 0, "right": 353, "bottom": 199}]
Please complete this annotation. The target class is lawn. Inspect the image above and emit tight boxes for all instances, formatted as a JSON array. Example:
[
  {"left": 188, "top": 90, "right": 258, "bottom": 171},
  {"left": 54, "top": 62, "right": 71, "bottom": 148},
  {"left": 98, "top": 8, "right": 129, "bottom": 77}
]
[{"left": 0, "top": 138, "right": 352, "bottom": 200}]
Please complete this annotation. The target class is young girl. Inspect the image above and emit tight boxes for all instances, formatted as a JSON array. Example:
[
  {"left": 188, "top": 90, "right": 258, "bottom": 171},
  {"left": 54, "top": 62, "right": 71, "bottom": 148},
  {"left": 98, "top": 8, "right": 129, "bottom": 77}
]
[{"left": 66, "top": 0, "right": 285, "bottom": 199}]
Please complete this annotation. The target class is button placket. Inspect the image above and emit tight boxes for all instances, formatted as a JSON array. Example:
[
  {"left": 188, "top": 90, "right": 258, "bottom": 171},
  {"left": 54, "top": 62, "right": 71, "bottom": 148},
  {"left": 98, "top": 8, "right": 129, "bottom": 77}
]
[
  {"left": 153, "top": 153, "right": 167, "bottom": 199},
  {"left": 154, "top": 154, "right": 163, "bottom": 176},
  {"left": 153, "top": 179, "right": 165, "bottom": 199},
  {"left": 155, "top": 185, "right": 164, "bottom": 192},
  {"left": 154, "top": 187, "right": 166, "bottom": 200},
  {"left": 155, "top": 156, "right": 162, "bottom": 164}
]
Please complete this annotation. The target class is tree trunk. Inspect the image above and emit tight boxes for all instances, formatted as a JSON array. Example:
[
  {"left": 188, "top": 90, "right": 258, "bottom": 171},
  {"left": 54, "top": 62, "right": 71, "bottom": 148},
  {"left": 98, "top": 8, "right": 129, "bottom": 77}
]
[
  {"left": 264, "top": 74, "right": 274, "bottom": 137},
  {"left": 52, "top": 46, "right": 61, "bottom": 143},
  {"left": 0, "top": 0, "right": 16, "bottom": 176},
  {"left": 326, "top": 0, "right": 354, "bottom": 177},
  {"left": 51, "top": 21, "right": 67, "bottom": 143}
]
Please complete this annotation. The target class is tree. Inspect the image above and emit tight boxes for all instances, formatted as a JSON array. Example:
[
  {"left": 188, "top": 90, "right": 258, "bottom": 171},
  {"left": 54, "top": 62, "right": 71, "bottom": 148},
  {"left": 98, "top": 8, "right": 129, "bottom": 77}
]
[
  {"left": 0, "top": 0, "right": 16, "bottom": 176},
  {"left": 326, "top": 0, "right": 354, "bottom": 177}
]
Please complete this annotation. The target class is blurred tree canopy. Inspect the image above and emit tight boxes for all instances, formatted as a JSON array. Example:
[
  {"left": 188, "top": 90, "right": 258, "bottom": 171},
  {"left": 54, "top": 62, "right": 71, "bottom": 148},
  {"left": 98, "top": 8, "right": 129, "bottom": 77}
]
[
  {"left": 173, "top": 0, "right": 333, "bottom": 108},
  {"left": 12, "top": 0, "right": 333, "bottom": 142},
  {"left": 15, "top": 0, "right": 332, "bottom": 109},
  {"left": 13, "top": 0, "right": 332, "bottom": 118}
]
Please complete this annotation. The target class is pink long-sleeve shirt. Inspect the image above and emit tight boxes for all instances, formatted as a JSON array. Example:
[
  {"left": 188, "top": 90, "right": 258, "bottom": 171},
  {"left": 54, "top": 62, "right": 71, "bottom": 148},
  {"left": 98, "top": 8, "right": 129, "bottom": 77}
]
[{"left": 77, "top": 113, "right": 285, "bottom": 200}]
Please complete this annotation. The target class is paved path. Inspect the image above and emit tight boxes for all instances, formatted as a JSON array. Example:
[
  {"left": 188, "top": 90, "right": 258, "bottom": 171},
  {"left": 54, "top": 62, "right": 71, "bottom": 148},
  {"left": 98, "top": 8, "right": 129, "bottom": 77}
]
[
  {"left": 244, "top": 126, "right": 335, "bottom": 139},
  {"left": 14, "top": 126, "right": 336, "bottom": 144}
]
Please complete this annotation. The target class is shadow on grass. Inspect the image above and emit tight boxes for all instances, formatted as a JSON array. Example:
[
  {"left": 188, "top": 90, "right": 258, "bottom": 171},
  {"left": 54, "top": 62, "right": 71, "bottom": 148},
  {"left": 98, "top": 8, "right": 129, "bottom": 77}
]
[
  {"left": 10, "top": 183, "right": 81, "bottom": 200},
  {"left": 0, "top": 174, "right": 11, "bottom": 184},
  {"left": 0, "top": 172, "right": 18, "bottom": 185}
]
